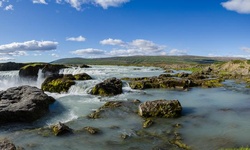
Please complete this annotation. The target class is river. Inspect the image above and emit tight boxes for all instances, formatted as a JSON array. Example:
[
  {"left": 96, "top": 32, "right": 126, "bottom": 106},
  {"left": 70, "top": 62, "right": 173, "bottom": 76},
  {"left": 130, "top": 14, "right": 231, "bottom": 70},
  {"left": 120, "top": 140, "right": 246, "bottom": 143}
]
[{"left": 0, "top": 65, "right": 249, "bottom": 149}]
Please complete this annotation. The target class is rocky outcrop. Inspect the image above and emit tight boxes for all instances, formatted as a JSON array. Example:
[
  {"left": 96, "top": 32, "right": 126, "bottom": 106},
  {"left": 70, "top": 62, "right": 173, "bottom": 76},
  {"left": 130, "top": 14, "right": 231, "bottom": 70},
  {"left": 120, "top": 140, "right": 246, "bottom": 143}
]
[
  {"left": 0, "top": 86, "right": 55, "bottom": 123},
  {"left": 41, "top": 74, "right": 75, "bottom": 93},
  {"left": 52, "top": 122, "right": 72, "bottom": 136},
  {"left": 0, "top": 62, "right": 25, "bottom": 71},
  {"left": 73, "top": 73, "right": 92, "bottom": 80},
  {"left": 90, "top": 78, "right": 123, "bottom": 96},
  {"left": 138, "top": 100, "right": 182, "bottom": 118},
  {"left": 19, "top": 63, "right": 67, "bottom": 79}
]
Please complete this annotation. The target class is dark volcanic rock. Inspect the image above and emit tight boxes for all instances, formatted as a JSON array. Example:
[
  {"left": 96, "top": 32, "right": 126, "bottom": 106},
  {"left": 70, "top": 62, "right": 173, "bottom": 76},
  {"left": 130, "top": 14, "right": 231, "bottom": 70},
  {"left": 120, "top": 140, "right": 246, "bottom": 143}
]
[
  {"left": 0, "top": 62, "right": 25, "bottom": 71},
  {"left": 0, "top": 86, "right": 55, "bottom": 123},
  {"left": 90, "top": 78, "right": 123, "bottom": 96},
  {"left": 138, "top": 100, "right": 182, "bottom": 118}
]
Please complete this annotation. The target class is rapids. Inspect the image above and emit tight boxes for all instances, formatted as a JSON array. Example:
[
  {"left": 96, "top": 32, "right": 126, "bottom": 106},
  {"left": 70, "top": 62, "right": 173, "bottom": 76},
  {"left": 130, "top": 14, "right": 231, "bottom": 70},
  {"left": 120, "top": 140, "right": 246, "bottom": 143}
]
[{"left": 0, "top": 65, "right": 250, "bottom": 149}]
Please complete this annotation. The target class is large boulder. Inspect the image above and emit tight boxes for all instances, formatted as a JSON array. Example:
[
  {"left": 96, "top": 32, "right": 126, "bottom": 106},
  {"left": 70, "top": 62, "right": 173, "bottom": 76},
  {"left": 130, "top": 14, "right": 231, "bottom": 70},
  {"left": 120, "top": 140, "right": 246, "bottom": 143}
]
[
  {"left": 90, "top": 78, "right": 123, "bottom": 96},
  {"left": 0, "top": 86, "right": 55, "bottom": 123},
  {"left": 19, "top": 64, "right": 45, "bottom": 79},
  {"left": 138, "top": 100, "right": 182, "bottom": 118},
  {"left": 0, "top": 62, "right": 25, "bottom": 71},
  {"left": 19, "top": 63, "right": 67, "bottom": 79},
  {"left": 41, "top": 74, "right": 76, "bottom": 93}
]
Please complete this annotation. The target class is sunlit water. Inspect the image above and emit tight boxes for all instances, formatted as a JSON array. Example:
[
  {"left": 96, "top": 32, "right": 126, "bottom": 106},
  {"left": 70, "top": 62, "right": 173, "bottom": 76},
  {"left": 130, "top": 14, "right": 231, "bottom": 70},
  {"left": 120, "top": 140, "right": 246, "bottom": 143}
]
[{"left": 0, "top": 65, "right": 250, "bottom": 149}]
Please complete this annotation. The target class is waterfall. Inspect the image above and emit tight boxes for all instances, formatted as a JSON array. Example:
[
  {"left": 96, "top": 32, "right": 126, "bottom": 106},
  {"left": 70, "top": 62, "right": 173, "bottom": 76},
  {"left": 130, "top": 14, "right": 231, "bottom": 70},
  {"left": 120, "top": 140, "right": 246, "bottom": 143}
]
[
  {"left": 0, "top": 71, "right": 20, "bottom": 90},
  {"left": 37, "top": 69, "right": 45, "bottom": 88}
]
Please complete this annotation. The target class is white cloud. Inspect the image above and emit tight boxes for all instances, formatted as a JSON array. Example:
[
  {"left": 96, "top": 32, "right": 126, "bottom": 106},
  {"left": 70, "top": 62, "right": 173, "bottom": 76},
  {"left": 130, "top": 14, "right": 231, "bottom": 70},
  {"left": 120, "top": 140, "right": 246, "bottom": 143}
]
[
  {"left": 0, "top": 1, "right": 2, "bottom": 7},
  {"left": 94, "top": 0, "right": 130, "bottom": 9},
  {"left": 168, "top": 49, "right": 187, "bottom": 56},
  {"left": 51, "top": 53, "right": 59, "bottom": 57},
  {"left": 71, "top": 48, "right": 106, "bottom": 55},
  {"left": 8, "top": 51, "right": 28, "bottom": 56},
  {"left": 102, "top": 39, "right": 167, "bottom": 56},
  {"left": 66, "top": 35, "right": 86, "bottom": 42},
  {"left": 221, "top": 0, "right": 250, "bottom": 14},
  {"left": 4, "top": 4, "right": 13, "bottom": 11},
  {"left": 0, "top": 57, "right": 15, "bottom": 61},
  {"left": 0, "top": 40, "right": 58, "bottom": 53},
  {"left": 32, "top": 0, "right": 48, "bottom": 4},
  {"left": 241, "top": 46, "right": 250, "bottom": 53},
  {"left": 100, "top": 38, "right": 125, "bottom": 46},
  {"left": 56, "top": 0, "right": 63, "bottom": 4},
  {"left": 55, "top": 0, "right": 130, "bottom": 11}
]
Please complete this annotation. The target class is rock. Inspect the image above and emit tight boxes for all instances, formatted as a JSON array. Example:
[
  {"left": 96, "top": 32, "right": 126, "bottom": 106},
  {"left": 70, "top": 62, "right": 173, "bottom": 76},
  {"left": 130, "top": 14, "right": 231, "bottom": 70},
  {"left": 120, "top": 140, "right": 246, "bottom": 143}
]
[
  {"left": 143, "top": 118, "right": 154, "bottom": 128},
  {"left": 138, "top": 100, "right": 182, "bottom": 118},
  {"left": 90, "top": 78, "right": 123, "bottom": 96},
  {"left": 84, "top": 126, "right": 100, "bottom": 134},
  {"left": 41, "top": 74, "right": 75, "bottom": 93},
  {"left": 41, "top": 64, "right": 67, "bottom": 77},
  {"left": 0, "top": 86, "right": 55, "bottom": 123},
  {"left": 88, "top": 100, "right": 140, "bottom": 119},
  {"left": 0, "top": 138, "right": 16, "bottom": 150},
  {"left": 0, "top": 62, "right": 25, "bottom": 71},
  {"left": 19, "top": 64, "right": 45, "bottom": 79},
  {"left": 19, "top": 63, "right": 67, "bottom": 79},
  {"left": 73, "top": 73, "right": 92, "bottom": 80},
  {"left": 52, "top": 122, "right": 72, "bottom": 136}
]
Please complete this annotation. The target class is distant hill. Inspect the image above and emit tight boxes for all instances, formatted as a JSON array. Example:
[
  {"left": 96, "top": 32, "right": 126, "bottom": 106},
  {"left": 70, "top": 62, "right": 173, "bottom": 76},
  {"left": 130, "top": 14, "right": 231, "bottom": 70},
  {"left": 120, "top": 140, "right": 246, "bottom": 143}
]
[{"left": 51, "top": 56, "right": 245, "bottom": 66}]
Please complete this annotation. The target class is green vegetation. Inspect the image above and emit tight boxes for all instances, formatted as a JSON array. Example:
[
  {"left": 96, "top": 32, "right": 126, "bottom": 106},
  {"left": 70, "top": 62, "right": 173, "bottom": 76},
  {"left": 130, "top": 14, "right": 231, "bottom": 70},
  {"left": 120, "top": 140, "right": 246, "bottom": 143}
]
[{"left": 51, "top": 56, "right": 236, "bottom": 66}]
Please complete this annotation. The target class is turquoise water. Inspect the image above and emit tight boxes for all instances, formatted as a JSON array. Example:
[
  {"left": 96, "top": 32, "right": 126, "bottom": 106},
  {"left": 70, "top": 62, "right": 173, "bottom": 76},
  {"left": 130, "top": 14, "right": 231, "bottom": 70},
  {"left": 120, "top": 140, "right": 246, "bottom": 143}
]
[{"left": 0, "top": 66, "right": 250, "bottom": 149}]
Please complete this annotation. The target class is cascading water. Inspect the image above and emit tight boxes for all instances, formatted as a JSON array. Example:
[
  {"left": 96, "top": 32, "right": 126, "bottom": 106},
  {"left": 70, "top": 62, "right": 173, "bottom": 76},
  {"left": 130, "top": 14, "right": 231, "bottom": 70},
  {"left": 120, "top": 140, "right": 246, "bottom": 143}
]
[{"left": 3, "top": 65, "right": 250, "bottom": 149}]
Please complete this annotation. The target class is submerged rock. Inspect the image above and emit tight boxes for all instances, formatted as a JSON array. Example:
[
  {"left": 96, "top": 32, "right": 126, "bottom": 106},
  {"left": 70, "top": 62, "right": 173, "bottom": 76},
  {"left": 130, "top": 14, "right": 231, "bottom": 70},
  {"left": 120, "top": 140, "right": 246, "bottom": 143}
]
[
  {"left": 52, "top": 122, "right": 72, "bottom": 136},
  {"left": 90, "top": 78, "right": 123, "bottom": 96},
  {"left": 0, "top": 86, "right": 55, "bottom": 123},
  {"left": 138, "top": 100, "right": 182, "bottom": 118},
  {"left": 84, "top": 126, "right": 100, "bottom": 134}
]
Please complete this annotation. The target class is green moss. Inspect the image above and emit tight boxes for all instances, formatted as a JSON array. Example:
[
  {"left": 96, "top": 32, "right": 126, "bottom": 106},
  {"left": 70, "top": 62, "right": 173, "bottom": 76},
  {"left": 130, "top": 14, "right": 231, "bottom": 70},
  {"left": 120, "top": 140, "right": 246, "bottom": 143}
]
[
  {"left": 202, "top": 79, "right": 223, "bottom": 88},
  {"left": 231, "top": 60, "right": 244, "bottom": 64},
  {"left": 42, "top": 78, "right": 75, "bottom": 93},
  {"left": 143, "top": 118, "right": 153, "bottom": 128}
]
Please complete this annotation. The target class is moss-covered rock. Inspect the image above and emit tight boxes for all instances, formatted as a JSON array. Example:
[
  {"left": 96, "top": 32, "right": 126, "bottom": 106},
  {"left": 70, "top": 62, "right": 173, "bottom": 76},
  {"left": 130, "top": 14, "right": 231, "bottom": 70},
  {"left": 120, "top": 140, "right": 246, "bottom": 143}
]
[
  {"left": 202, "top": 79, "right": 223, "bottom": 88},
  {"left": 41, "top": 74, "right": 75, "bottom": 93},
  {"left": 138, "top": 100, "right": 182, "bottom": 118},
  {"left": 84, "top": 126, "right": 100, "bottom": 134},
  {"left": 73, "top": 73, "right": 92, "bottom": 80},
  {"left": 19, "top": 63, "right": 67, "bottom": 79},
  {"left": 90, "top": 78, "right": 123, "bottom": 96},
  {"left": 52, "top": 122, "right": 72, "bottom": 136},
  {"left": 143, "top": 118, "right": 154, "bottom": 128}
]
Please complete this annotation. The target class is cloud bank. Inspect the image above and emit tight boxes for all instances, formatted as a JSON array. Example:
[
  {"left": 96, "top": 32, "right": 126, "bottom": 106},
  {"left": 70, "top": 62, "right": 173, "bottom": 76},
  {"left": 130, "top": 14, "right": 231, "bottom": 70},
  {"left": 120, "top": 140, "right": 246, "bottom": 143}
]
[
  {"left": 71, "top": 48, "right": 106, "bottom": 55},
  {"left": 0, "top": 40, "right": 58, "bottom": 53},
  {"left": 222, "top": 0, "right": 250, "bottom": 14}
]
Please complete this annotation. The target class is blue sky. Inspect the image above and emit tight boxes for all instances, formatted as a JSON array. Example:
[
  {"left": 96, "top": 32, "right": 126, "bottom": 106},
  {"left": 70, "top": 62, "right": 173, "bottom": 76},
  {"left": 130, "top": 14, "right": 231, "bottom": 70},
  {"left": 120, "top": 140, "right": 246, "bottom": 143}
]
[{"left": 0, "top": 0, "right": 250, "bottom": 62}]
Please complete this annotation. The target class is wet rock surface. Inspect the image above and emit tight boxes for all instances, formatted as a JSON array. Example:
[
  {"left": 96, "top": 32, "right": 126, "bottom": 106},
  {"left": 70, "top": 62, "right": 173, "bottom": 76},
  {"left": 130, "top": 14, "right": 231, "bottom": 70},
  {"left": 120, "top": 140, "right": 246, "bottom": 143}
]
[
  {"left": 41, "top": 74, "right": 76, "bottom": 93},
  {"left": 138, "top": 100, "right": 182, "bottom": 118},
  {"left": 52, "top": 122, "right": 72, "bottom": 136},
  {"left": 90, "top": 78, "right": 123, "bottom": 96},
  {"left": 0, "top": 86, "right": 55, "bottom": 123}
]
